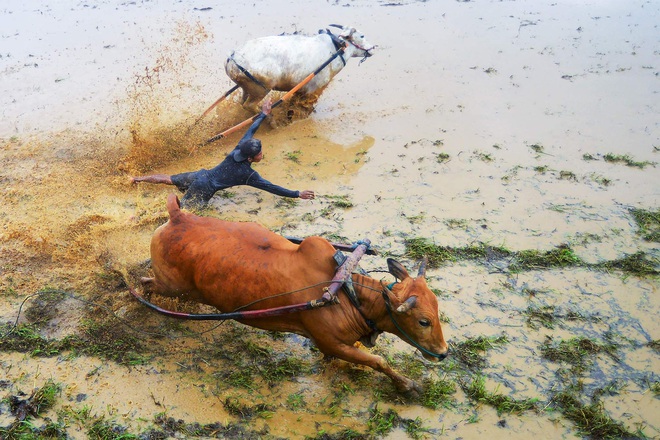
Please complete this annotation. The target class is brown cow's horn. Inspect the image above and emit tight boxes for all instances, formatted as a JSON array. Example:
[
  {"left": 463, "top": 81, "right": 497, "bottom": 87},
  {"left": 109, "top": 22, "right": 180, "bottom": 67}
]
[
  {"left": 417, "top": 257, "right": 428, "bottom": 277},
  {"left": 396, "top": 296, "right": 417, "bottom": 313}
]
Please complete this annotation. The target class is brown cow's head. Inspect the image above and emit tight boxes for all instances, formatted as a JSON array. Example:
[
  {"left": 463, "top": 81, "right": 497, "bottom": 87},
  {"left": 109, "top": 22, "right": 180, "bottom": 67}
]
[{"left": 385, "top": 258, "right": 449, "bottom": 361}]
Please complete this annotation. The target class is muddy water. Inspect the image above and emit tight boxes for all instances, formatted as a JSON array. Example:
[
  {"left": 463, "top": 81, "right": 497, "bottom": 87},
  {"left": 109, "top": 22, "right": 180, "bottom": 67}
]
[{"left": 1, "top": 0, "right": 658, "bottom": 438}]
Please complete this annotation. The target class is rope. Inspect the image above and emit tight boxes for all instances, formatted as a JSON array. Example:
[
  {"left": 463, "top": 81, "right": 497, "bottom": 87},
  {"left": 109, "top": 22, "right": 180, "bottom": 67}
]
[{"left": 229, "top": 280, "right": 336, "bottom": 312}]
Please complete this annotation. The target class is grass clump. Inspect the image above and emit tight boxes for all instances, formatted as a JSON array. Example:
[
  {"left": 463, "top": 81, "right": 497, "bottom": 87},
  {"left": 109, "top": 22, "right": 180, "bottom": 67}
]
[
  {"left": 559, "top": 170, "right": 577, "bottom": 181},
  {"left": 367, "top": 405, "right": 400, "bottom": 437},
  {"left": 0, "top": 320, "right": 150, "bottom": 366},
  {"left": 603, "top": 153, "right": 653, "bottom": 168},
  {"left": 87, "top": 417, "right": 138, "bottom": 439},
  {"left": 595, "top": 251, "right": 659, "bottom": 276},
  {"left": 323, "top": 194, "right": 354, "bottom": 209},
  {"left": 436, "top": 152, "right": 451, "bottom": 163},
  {"left": 223, "top": 397, "right": 274, "bottom": 420},
  {"left": 0, "top": 379, "right": 63, "bottom": 439},
  {"left": 540, "top": 336, "right": 618, "bottom": 374},
  {"left": 260, "top": 356, "right": 310, "bottom": 385},
  {"left": 509, "top": 244, "right": 582, "bottom": 272},
  {"left": 529, "top": 143, "right": 544, "bottom": 154},
  {"left": 403, "top": 236, "right": 658, "bottom": 276},
  {"left": 451, "top": 335, "right": 508, "bottom": 370},
  {"left": 524, "top": 305, "right": 593, "bottom": 330},
  {"left": 629, "top": 207, "right": 660, "bottom": 242},
  {"left": 651, "top": 381, "right": 660, "bottom": 396},
  {"left": 462, "top": 375, "right": 538, "bottom": 415},
  {"left": 404, "top": 238, "right": 511, "bottom": 268},
  {"left": 284, "top": 150, "right": 302, "bottom": 163},
  {"left": 78, "top": 320, "right": 150, "bottom": 365},
  {"left": 524, "top": 305, "right": 558, "bottom": 329},
  {"left": 551, "top": 391, "right": 642, "bottom": 439},
  {"left": 152, "top": 413, "right": 255, "bottom": 438},
  {"left": 420, "top": 377, "right": 457, "bottom": 409}
]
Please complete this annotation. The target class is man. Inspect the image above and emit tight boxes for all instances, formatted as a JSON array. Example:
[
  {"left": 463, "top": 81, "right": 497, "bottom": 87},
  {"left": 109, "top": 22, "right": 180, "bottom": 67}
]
[{"left": 130, "top": 100, "right": 315, "bottom": 207}]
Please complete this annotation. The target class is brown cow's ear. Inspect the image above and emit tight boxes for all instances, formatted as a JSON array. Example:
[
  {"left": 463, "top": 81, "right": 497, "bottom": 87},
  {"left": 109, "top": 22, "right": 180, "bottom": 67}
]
[{"left": 387, "top": 258, "right": 410, "bottom": 281}]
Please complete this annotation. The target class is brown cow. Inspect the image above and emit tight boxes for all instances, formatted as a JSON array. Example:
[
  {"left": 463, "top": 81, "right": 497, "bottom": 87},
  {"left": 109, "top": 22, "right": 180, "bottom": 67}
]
[{"left": 141, "top": 194, "right": 448, "bottom": 394}]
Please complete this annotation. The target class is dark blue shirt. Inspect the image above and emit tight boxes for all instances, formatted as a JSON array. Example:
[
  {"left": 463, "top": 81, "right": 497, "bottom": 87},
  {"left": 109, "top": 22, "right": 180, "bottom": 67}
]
[{"left": 172, "top": 113, "right": 300, "bottom": 207}]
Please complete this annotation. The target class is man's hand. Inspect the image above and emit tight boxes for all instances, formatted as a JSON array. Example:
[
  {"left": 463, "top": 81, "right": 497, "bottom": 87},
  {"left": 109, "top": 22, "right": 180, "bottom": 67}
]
[
  {"left": 299, "top": 190, "right": 315, "bottom": 200},
  {"left": 261, "top": 99, "right": 272, "bottom": 115}
]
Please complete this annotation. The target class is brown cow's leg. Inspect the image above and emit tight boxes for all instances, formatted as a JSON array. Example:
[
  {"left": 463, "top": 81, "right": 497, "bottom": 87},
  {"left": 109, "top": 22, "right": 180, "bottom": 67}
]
[{"left": 321, "top": 343, "right": 421, "bottom": 396}]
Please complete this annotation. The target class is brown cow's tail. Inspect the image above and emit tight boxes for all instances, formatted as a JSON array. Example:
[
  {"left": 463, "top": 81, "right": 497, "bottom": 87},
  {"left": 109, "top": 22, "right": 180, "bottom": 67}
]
[{"left": 166, "top": 193, "right": 184, "bottom": 223}]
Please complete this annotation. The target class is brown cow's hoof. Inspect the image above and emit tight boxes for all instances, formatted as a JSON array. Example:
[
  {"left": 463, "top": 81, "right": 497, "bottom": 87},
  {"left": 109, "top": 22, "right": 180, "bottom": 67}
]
[{"left": 398, "top": 379, "right": 422, "bottom": 398}]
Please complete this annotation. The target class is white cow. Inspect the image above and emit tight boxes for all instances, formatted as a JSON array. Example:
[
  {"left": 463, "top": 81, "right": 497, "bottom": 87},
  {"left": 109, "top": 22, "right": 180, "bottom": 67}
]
[{"left": 225, "top": 24, "right": 376, "bottom": 111}]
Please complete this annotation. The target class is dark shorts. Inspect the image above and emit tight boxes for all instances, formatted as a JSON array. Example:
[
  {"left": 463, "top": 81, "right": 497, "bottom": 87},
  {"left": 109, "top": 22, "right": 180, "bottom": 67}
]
[
  {"left": 171, "top": 169, "right": 217, "bottom": 207},
  {"left": 171, "top": 169, "right": 210, "bottom": 193}
]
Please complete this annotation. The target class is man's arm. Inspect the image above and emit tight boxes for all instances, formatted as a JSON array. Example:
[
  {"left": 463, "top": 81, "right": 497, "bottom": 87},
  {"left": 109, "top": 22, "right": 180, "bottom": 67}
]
[
  {"left": 246, "top": 172, "right": 300, "bottom": 198},
  {"left": 238, "top": 100, "right": 272, "bottom": 144}
]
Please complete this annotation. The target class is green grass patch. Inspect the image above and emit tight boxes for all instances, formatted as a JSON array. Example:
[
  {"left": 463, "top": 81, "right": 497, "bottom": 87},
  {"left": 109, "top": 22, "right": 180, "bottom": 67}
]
[
  {"left": 0, "top": 379, "right": 63, "bottom": 439},
  {"left": 648, "top": 340, "right": 660, "bottom": 353},
  {"left": 391, "top": 352, "right": 425, "bottom": 380},
  {"left": 595, "top": 251, "right": 659, "bottom": 276},
  {"left": 451, "top": 335, "right": 508, "bottom": 370},
  {"left": 651, "top": 381, "right": 660, "bottom": 396},
  {"left": 223, "top": 397, "right": 274, "bottom": 420},
  {"left": 540, "top": 336, "right": 618, "bottom": 374},
  {"left": 529, "top": 143, "right": 544, "bottom": 154},
  {"left": 629, "top": 207, "right": 660, "bottom": 242},
  {"left": 152, "top": 413, "right": 254, "bottom": 438},
  {"left": 367, "top": 405, "right": 400, "bottom": 437},
  {"left": 444, "top": 218, "right": 468, "bottom": 229},
  {"left": 284, "top": 150, "right": 302, "bottom": 163},
  {"left": 275, "top": 197, "right": 298, "bottom": 209},
  {"left": 474, "top": 151, "right": 493, "bottom": 162},
  {"left": 559, "top": 170, "right": 577, "bottom": 181},
  {"left": 404, "top": 236, "right": 658, "bottom": 276},
  {"left": 524, "top": 305, "right": 594, "bottom": 330},
  {"left": 462, "top": 375, "right": 538, "bottom": 415},
  {"left": 509, "top": 244, "right": 582, "bottom": 271},
  {"left": 603, "top": 153, "right": 653, "bottom": 168},
  {"left": 323, "top": 194, "right": 354, "bottom": 209},
  {"left": 0, "top": 321, "right": 151, "bottom": 366},
  {"left": 403, "top": 238, "right": 511, "bottom": 268},
  {"left": 259, "top": 356, "right": 310, "bottom": 385},
  {"left": 436, "top": 152, "right": 451, "bottom": 163},
  {"left": 420, "top": 377, "right": 457, "bottom": 409},
  {"left": 524, "top": 305, "right": 558, "bottom": 329},
  {"left": 551, "top": 391, "right": 641, "bottom": 439},
  {"left": 87, "top": 417, "right": 138, "bottom": 439}
]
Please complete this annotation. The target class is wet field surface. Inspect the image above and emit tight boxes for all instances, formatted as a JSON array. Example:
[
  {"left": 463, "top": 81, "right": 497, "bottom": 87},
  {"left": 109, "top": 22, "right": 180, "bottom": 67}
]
[{"left": 1, "top": 0, "right": 658, "bottom": 438}]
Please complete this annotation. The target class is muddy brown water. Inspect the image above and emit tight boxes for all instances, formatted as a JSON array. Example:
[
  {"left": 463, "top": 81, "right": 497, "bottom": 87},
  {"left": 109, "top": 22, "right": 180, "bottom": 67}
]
[{"left": 1, "top": 0, "right": 658, "bottom": 438}]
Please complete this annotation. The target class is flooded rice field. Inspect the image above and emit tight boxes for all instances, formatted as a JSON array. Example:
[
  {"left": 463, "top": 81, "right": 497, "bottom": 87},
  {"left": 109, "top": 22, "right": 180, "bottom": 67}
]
[{"left": 0, "top": 0, "right": 658, "bottom": 438}]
